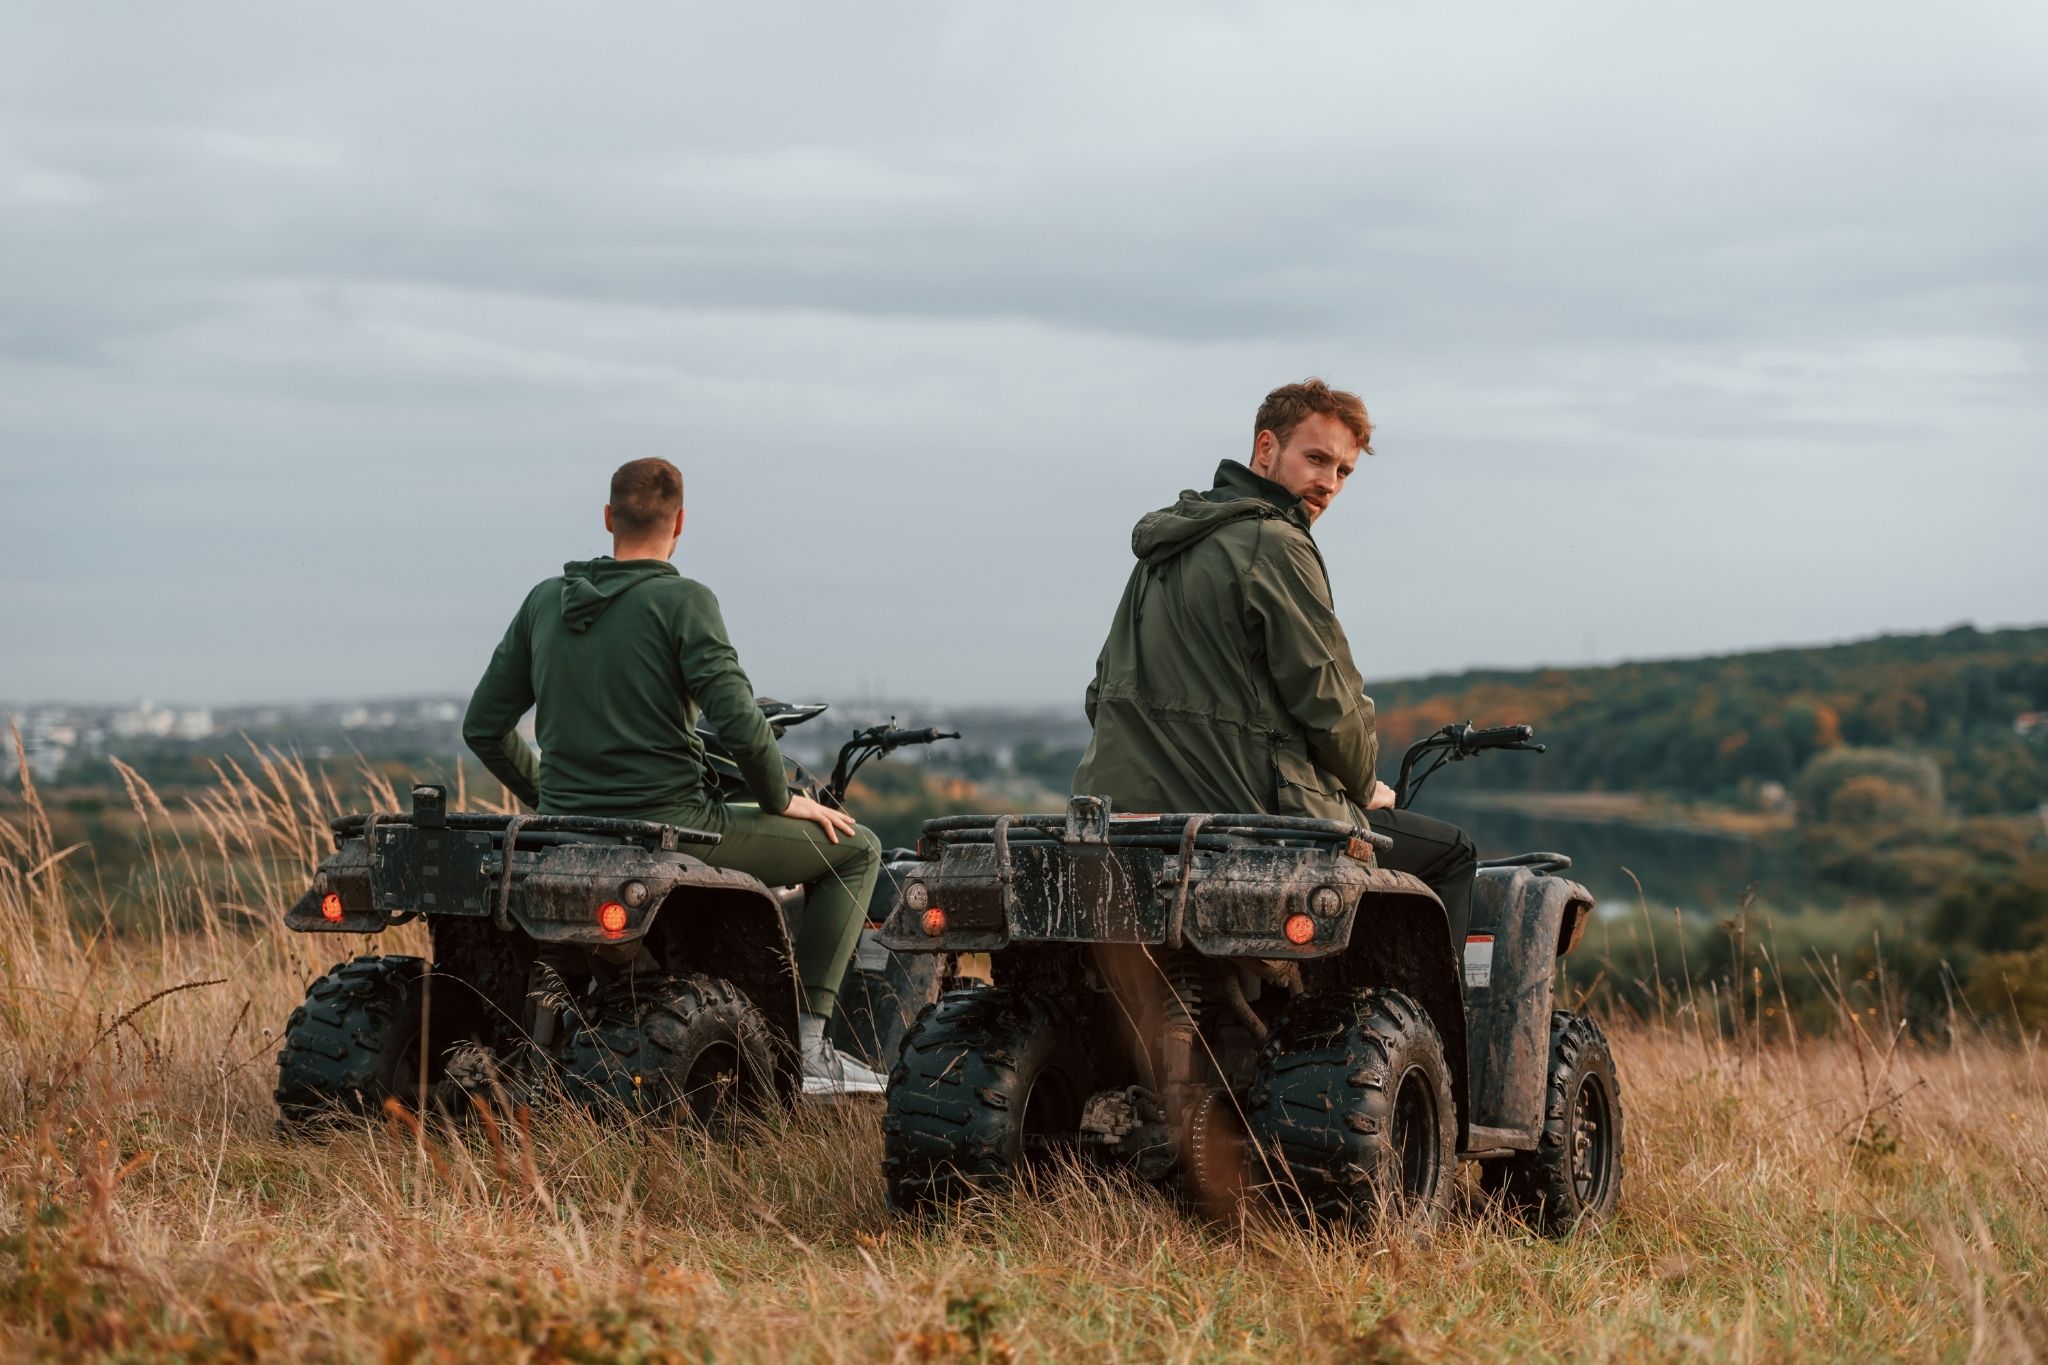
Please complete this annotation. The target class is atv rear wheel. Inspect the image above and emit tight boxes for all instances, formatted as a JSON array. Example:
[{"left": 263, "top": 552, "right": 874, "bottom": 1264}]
[
  {"left": 563, "top": 974, "right": 780, "bottom": 1125},
  {"left": 1480, "top": 1011, "right": 1624, "bottom": 1236},
  {"left": 1245, "top": 987, "right": 1457, "bottom": 1225},
  {"left": 882, "top": 986, "right": 1087, "bottom": 1212},
  {"left": 275, "top": 955, "right": 429, "bottom": 1128}
]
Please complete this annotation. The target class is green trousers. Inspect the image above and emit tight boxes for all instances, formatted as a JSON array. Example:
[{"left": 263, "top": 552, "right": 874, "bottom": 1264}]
[{"left": 684, "top": 800, "right": 881, "bottom": 1017}]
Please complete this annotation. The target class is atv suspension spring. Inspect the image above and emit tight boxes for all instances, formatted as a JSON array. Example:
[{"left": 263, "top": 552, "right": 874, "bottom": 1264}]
[{"left": 1158, "top": 953, "right": 1208, "bottom": 1094}]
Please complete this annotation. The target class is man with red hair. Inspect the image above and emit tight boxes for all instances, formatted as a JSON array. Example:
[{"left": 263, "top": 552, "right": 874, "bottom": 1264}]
[{"left": 1075, "top": 380, "right": 1478, "bottom": 945}]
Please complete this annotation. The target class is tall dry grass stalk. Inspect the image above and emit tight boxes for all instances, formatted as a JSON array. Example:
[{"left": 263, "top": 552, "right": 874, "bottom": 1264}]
[{"left": 1, "top": 749, "right": 2043, "bottom": 1361}]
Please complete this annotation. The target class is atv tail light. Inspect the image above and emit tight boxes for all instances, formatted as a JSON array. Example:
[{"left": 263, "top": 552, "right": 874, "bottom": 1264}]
[
  {"left": 1283, "top": 913, "right": 1316, "bottom": 945},
  {"left": 903, "top": 881, "right": 930, "bottom": 911},
  {"left": 921, "top": 907, "right": 948, "bottom": 938},
  {"left": 598, "top": 901, "right": 629, "bottom": 935},
  {"left": 320, "top": 892, "right": 345, "bottom": 923}
]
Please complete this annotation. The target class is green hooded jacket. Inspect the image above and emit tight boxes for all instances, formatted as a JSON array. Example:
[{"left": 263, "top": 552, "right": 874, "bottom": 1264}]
[
  {"left": 462, "top": 558, "right": 790, "bottom": 822},
  {"left": 1072, "top": 460, "right": 1379, "bottom": 821}
]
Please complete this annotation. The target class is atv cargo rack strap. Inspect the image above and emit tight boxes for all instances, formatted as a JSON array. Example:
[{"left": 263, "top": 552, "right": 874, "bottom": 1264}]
[
  {"left": 331, "top": 810, "right": 721, "bottom": 851},
  {"left": 920, "top": 809, "right": 1394, "bottom": 853}
]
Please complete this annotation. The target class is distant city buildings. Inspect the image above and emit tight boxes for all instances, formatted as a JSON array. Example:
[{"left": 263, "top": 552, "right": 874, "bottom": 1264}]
[
  {"left": 109, "top": 700, "right": 216, "bottom": 741},
  {"left": 5, "top": 701, "right": 218, "bottom": 782},
  {"left": 3, "top": 697, "right": 442, "bottom": 786},
  {"left": 2, "top": 710, "right": 79, "bottom": 783},
  {"left": 1, "top": 693, "right": 1068, "bottom": 794}
]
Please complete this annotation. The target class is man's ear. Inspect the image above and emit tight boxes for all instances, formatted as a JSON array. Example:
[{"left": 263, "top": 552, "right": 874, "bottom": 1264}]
[
  {"left": 1250, "top": 430, "right": 1279, "bottom": 476},
  {"left": 672, "top": 507, "right": 685, "bottom": 538},
  {"left": 603, "top": 504, "right": 615, "bottom": 534}
]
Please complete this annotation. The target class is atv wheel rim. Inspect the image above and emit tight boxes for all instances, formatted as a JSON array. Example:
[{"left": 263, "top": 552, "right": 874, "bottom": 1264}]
[
  {"left": 1390, "top": 1065, "right": 1443, "bottom": 1203},
  {"left": 1186, "top": 1087, "right": 1249, "bottom": 1211},
  {"left": 1569, "top": 1071, "right": 1616, "bottom": 1209}
]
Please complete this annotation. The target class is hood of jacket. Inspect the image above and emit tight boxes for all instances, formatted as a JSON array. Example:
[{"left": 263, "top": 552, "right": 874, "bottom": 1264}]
[
  {"left": 1130, "top": 460, "right": 1312, "bottom": 566},
  {"left": 558, "top": 557, "right": 677, "bottom": 633}
]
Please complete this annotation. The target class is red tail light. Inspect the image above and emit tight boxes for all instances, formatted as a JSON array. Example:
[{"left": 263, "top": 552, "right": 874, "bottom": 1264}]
[
  {"left": 1283, "top": 914, "right": 1315, "bottom": 945},
  {"left": 921, "top": 908, "right": 948, "bottom": 938},
  {"left": 320, "top": 893, "right": 345, "bottom": 923},
  {"left": 598, "top": 902, "right": 628, "bottom": 935}
]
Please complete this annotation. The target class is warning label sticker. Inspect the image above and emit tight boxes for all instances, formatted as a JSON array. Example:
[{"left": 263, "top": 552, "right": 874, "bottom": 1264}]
[{"left": 1464, "top": 934, "right": 1495, "bottom": 989}]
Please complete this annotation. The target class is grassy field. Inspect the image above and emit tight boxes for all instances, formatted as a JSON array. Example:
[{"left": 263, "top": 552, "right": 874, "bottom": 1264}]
[{"left": 2, "top": 755, "right": 2044, "bottom": 1361}]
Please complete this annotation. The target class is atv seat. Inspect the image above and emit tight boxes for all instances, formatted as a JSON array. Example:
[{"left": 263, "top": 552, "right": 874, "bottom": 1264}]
[{"left": 1477, "top": 851, "right": 1572, "bottom": 874}]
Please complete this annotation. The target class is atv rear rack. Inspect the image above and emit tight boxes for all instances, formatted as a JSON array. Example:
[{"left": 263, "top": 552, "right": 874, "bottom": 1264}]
[
  {"left": 921, "top": 800, "right": 1395, "bottom": 854},
  {"left": 329, "top": 784, "right": 721, "bottom": 853}
]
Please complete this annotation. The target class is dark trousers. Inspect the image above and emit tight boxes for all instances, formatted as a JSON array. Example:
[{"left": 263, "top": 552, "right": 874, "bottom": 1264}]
[{"left": 1364, "top": 806, "right": 1479, "bottom": 951}]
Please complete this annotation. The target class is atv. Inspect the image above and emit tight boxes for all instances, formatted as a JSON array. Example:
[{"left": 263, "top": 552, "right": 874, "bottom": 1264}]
[
  {"left": 877, "top": 723, "right": 1624, "bottom": 1236},
  {"left": 273, "top": 701, "right": 957, "bottom": 1128},
  {"left": 698, "top": 704, "right": 969, "bottom": 1073}
]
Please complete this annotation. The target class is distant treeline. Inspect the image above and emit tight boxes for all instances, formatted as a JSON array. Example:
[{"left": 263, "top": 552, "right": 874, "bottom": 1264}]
[{"left": 1371, "top": 624, "right": 2048, "bottom": 814}]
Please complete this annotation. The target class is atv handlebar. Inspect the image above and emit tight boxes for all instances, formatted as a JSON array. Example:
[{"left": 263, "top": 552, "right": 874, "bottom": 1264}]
[
  {"left": 826, "top": 722, "right": 961, "bottom": 804},
  {"left": 1461, "top": 723, "right": 1536, "bottom": 753},
  {"left": 1393, "top": 721, "right": 1546, "bottom": 809},
  {"left": 864, "top": 725, "right": 959, "bottom": 750}
]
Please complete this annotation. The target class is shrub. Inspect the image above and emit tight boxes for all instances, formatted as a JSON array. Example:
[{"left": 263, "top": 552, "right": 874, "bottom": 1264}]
[
  {"left": 1963, "top": 945, "right": 2048, "bottom": 1030},
  {"left": 1795, "top": 747, "right": 1944, "bottom": 825}
]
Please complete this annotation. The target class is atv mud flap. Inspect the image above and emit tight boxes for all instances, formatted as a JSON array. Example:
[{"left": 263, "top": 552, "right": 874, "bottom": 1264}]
[{"left": 1462, "top": 866, "right": 1595, "bottom": 1142}]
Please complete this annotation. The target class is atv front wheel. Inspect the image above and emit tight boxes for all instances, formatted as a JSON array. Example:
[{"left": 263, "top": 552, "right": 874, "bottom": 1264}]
[
  {"left": 1480, "top": 1011, "right": 1624, "bottom": 1236},
  {"left": 830, "top": 941, "right": 952, "bottom": 1071},
  {"left": 882, "top": 986, "right": 1087, "bottom": 1211},
  {"left": 1245, "top": 987, "right": 1457, "bottom": 1225},
  {"left": 275, "top": 955, "right": 429, "bottom": 1128},
  {"left": 563, "top": 974, "right": 780, "bottom": 1124}
]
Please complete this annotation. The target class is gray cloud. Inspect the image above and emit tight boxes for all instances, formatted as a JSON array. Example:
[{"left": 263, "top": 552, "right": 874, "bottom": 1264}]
[{"left": 3, "top": 0, "right": 2045, "bottom": 707}]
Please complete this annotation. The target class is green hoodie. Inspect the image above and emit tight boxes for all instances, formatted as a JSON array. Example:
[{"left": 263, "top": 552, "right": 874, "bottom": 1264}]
[
  {"left": 1072, "top": 460, "right": 1379, "bottom": 820},
  {"left": 462, "top": 558, "right": 790, "bottom": 822}
]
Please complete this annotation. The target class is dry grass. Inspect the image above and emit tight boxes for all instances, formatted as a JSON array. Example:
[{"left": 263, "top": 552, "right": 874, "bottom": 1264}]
[{"left": 2, "top": 744, "right": 2044, "bottom": 1362}]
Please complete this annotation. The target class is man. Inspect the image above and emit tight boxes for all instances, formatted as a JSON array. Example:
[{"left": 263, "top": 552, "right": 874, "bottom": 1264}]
[
  {"left": 1074, "top": 379, "right": 1478, "bottom": 947},
  {"left": 462, "top": 458, "right": 889, "bottom": 1095}
]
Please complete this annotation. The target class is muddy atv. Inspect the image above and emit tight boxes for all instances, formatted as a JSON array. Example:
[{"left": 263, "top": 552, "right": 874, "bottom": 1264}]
[
  {"left": 273, "top": 703, "right": 958, "bottom": 1129},
  {"left": 877, "top": 723, "right": 1624, "bottom": 1236}
]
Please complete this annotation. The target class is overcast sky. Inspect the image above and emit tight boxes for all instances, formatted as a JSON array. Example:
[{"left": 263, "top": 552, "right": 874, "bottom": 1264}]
[{"left": 3, "top": 1, "right": 2044, "bottom": 710}]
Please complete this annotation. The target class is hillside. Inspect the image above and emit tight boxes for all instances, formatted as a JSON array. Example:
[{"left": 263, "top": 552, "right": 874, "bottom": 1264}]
[{"left": 1370, "top": 623, "right": 2048, "bottom": 813}]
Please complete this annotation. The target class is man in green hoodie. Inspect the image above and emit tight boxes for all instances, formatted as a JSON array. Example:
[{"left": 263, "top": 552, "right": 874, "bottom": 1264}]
[
  {"left": 462, "top": 458, "right": 889, "bottom": 1096},
  {"left": 1073, "top": 379, "right": 1478, "bottom": 948}
]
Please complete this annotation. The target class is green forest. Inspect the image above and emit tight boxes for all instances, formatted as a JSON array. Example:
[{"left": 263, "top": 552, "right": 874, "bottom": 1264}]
[
  {"left": 1358, "top": 624, "right": 2048, "bottom": 1030},
  {"left": 1371, "top": 622, "right": 2048, "bottom": 814}
]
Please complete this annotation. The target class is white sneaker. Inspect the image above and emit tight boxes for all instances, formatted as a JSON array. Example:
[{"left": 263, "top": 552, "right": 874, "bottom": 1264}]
[
  {"left": 801, "top": 1048, "right": 889, "bottom": 1096},
  {"left": 798, "top": 1012, "right": 889, "bottom": 1096}
]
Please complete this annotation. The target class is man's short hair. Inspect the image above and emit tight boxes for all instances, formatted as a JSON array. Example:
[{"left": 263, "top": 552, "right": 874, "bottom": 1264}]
[
  {"left": 609, "top": 458, "right": 684, "bottom": 537},
  {"left": 1254, "top": 379, "right": 1373, "bottom": 455}
]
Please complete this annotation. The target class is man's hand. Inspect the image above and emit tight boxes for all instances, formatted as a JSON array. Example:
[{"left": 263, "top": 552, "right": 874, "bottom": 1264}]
[
  {"left": 781, "top": 792, "right": 858, "bottom": 844},
  {"left": 1364, "top": 780, "right": 1397, "bottom": 811}
]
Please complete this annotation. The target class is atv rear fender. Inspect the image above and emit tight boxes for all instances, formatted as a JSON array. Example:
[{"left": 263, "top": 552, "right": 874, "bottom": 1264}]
[
  {"left": 1332, "top": 880, "right": 1472, "bottom": 1147},
  {"left": 877, "top": 800, "right": 1435, "bottom": 960},
  {"left": 873, "top": 840, "right": 1419, "bottom": 961},
  {"left": 284, "top": 828, "right": 762, "bottom": 947},
  {"left": 641, "top": 878, "right": 806, "bottom": 1062},
  {"left": 285, "top": 785, "right": 739, "bottom": 945}
]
